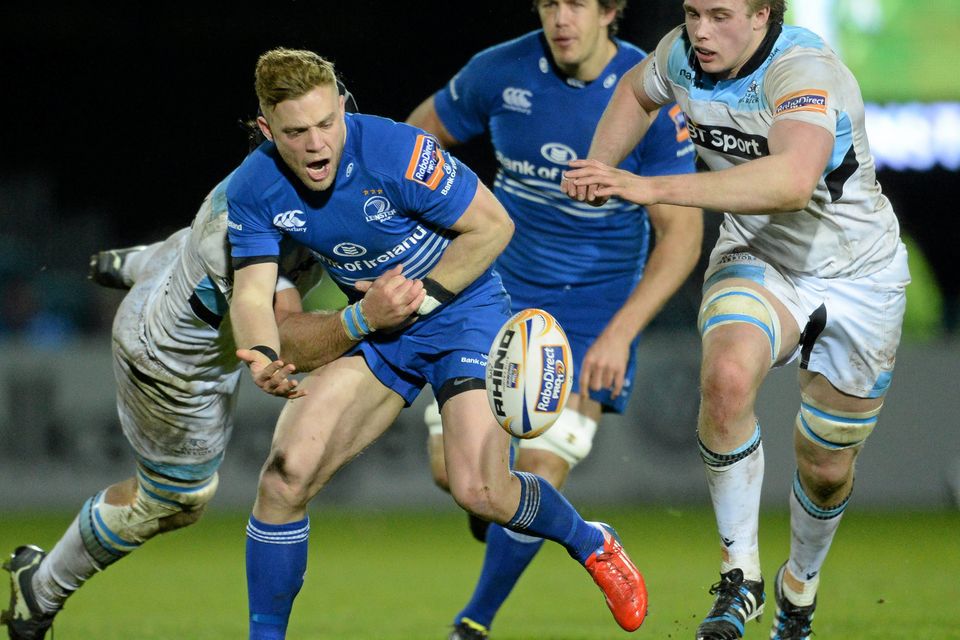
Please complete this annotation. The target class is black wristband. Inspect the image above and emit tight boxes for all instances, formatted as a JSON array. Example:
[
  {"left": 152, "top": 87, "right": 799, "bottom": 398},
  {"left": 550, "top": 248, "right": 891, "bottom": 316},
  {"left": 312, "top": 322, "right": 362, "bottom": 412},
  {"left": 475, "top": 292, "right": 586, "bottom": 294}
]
[
  {"left": 422, "top": 277, "right": 455, "bottom": 304},
  {"left": 249, "top": 345, "right": 280, "bottom": 362}
]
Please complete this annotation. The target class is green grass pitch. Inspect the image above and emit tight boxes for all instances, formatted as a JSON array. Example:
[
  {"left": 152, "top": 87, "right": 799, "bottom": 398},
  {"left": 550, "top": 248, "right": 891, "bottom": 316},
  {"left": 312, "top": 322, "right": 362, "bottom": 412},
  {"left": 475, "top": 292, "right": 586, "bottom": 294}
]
[{"left": 2, "top": 506, "right": 958, "bottom": 639}]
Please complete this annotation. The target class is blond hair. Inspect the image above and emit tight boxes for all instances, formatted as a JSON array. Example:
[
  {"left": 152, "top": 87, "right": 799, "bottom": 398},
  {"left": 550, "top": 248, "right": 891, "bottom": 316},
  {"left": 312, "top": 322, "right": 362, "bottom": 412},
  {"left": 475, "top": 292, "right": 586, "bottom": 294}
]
[
  {"left": 254, "top": 48, "right": 337, "bottom": 112},
  {"left": 746, "top": 0, "right": 786, "bottom": 25}
]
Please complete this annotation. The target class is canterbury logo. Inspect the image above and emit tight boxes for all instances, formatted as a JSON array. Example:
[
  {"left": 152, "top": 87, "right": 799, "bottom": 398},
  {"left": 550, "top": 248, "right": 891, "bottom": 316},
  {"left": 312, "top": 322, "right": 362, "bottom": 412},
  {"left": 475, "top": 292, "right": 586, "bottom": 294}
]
[
  {"left": 273, "top": 210, "right": 306, "bottom": 230},
  {"left": 502, "top": 87, "right": 533, "bottom": 112}
]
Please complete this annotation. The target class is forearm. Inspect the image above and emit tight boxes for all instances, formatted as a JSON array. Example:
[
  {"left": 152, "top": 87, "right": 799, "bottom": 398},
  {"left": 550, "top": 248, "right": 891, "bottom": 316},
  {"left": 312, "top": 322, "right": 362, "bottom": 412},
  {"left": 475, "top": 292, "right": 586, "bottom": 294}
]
[
  {"left": 427, "top": 184, "right": 514, "bottom": 294},
  {"left": 232, "top": 295, "right": 282, "bottom": 354},
  {"left": 427, "top": 232, "right": 507, "bottom": 296},
  {"left": 278, "top": 310, "right": 354, "bottom": 371},
  {"left": 649, "top": 155, "right": 813, "bottom": 214}
]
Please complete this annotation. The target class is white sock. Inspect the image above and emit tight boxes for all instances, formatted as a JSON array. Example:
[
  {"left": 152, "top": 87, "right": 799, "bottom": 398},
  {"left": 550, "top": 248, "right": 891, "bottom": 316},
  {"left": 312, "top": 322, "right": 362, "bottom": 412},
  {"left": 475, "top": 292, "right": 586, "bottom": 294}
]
[
  {"left": 700, "top": 425, "right": 764, "bottom": 581},
  {"left": 785, "top": 472, "right": 848, "bottom": 606},
  {"left": 32, "top": 514, "right": 105, "bottom": 613}
]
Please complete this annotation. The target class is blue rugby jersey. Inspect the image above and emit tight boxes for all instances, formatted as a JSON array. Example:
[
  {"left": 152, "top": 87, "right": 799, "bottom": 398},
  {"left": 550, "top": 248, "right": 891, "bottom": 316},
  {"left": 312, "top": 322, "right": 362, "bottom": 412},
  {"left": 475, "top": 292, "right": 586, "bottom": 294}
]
[
  {"left": 433, "top": 30, "right": 696, "bottom": 289},
  {"left": 227, "top": 113, "right": 488, "bottom": 301}
]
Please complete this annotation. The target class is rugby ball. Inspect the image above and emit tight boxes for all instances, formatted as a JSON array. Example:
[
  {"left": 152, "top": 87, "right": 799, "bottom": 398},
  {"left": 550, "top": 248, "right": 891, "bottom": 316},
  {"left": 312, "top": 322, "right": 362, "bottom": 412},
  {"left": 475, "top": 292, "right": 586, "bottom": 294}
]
[{"left": 485, "top": 309, "right": 573, "bottom": 439}]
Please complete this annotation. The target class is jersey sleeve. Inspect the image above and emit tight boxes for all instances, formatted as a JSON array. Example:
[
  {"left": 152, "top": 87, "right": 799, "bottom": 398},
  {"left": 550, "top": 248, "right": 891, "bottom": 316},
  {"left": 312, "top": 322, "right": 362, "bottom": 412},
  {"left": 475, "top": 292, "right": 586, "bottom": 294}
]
[
  {"left": 432, "top": 53, "right": 495, "bottom": 143},
  {"left": 631, "top": 103, "right": 696, "bottom": 176},
  {"left": 393, "top": 130, "right": 480, "bottom": 229},
  {"left": 763, "top": 52, "right": 840, "bottom": 137},
  {"left": 642, "top": 26, "right": 685, "bottom": 106},
  {"left": 225, "top": 191, "right": 283, "bottom": 261}
]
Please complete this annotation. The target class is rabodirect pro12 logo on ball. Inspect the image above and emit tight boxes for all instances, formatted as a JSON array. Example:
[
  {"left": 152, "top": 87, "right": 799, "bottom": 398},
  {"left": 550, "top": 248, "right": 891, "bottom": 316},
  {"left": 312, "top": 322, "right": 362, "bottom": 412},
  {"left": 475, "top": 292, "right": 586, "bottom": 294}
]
[{"left": 535, "top": 345, "right": 568, "bottom": 413}]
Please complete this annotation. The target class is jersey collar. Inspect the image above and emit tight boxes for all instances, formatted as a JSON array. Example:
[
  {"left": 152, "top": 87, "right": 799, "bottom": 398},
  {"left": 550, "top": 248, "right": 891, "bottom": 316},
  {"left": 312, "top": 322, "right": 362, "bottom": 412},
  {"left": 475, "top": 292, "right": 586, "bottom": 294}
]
[{"left": 684, "top": 21, "right": 782, "bottom": 86}]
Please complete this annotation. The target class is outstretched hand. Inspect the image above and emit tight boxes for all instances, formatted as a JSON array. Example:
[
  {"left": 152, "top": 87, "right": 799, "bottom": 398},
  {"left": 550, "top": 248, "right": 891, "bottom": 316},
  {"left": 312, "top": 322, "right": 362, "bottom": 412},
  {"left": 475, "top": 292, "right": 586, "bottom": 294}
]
[
  {"left": 354, "top": 264, "right": 425, "bottom": 331},
  {"left": 563, "top": 159, "right": 654, "bottom": 207},
  {"left": 236, "top": 349, "right": 306, "bottom": 399}
]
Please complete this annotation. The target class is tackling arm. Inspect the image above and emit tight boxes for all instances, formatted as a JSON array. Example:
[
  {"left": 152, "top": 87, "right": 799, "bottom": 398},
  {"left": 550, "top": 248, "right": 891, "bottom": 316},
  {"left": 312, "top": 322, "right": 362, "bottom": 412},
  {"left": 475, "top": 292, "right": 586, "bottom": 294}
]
[
  {"left": 275, "top": 265, "right": 426, "bottom": 371},
  {"left": 232, "top": 262, "right": 302, "bottom": 397},
  {"left": 567, "top": 118, "right": 834, "bottom": 214},
  {"left": 588, "top": 59, "right": 660, "bottom": 166}
]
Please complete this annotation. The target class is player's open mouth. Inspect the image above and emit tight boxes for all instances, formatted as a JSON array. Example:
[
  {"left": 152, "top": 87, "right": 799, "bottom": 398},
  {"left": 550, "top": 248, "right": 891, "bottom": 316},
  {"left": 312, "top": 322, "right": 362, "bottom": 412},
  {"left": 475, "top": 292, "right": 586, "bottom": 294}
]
[
  {"left": 306, "top": 159, "right": 330, "bottom": 182},
  {"left": 695, "top": 47, "right": 717, "bottom": 64}
]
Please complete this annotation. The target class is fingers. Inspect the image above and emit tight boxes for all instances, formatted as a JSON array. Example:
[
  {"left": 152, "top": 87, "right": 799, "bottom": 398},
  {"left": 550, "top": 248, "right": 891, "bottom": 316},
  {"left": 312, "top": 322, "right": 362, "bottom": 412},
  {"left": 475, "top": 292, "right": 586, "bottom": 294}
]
[
  {"left": 236, "top": 350, "right": 305, "bottom": 398},
  {"left": 354, "top": 264, "right": 405, "bottom": 293},
  {"left": 563, "top": 160, "right": 613, "bottom": 206}
]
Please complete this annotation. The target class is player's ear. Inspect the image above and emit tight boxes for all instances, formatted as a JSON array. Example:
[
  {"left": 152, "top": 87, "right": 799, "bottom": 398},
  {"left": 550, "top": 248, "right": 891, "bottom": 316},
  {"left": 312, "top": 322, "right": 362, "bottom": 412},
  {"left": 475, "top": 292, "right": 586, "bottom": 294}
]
[
  {"left": 599, "top": 3, "right": 616, "bottom": 29},
  {"left": 257, "top": 115, "right": 274, "bottom": 142},
  {"left": 338, "top": 93, "right": 346, "bottom": 116}
]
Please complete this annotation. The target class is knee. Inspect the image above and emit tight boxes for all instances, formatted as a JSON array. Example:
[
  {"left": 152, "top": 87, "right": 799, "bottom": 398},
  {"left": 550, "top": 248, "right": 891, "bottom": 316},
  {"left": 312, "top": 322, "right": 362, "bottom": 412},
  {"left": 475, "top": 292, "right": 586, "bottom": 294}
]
[
  {"left": 699, "top": 358, "right": 758, "bottom": 427},
  {"left": 258, "top": 450, "right": 316, "bottom": 510},
  {"left": 448, "top": 477, "right": 498, "bottom": 521},
  {"left": 158, "top": 504, "right": 207, "bottom": 533},
  {"left": 797, "top": 451, "right": 856, "bottom": 500}
]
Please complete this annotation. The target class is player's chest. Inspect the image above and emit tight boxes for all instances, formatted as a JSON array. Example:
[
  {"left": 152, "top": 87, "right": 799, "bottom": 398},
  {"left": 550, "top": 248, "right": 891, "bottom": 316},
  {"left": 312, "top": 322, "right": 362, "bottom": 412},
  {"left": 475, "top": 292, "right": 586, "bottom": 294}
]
[
  {"left": 488, "top": 83, "right": 612, "bottom": 180},
  {"left": 277, "top": 187, "right": 422, "bottom": 259},
  {"left": 672, "top": 81, "right": 774, "bottom": 161}
]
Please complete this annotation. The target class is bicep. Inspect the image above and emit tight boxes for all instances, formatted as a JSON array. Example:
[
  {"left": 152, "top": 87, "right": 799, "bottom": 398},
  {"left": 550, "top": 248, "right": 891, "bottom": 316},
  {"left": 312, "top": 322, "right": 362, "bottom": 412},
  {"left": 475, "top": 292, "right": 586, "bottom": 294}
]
[
  {"left": 629, "top": 58, "right": 662, "bottom": 114},
  {"left": 448, "top": 181, "right": 510, "bottom": 234},
  {"left": 768, "top": 118, "right": 834, "bottom": 190}
]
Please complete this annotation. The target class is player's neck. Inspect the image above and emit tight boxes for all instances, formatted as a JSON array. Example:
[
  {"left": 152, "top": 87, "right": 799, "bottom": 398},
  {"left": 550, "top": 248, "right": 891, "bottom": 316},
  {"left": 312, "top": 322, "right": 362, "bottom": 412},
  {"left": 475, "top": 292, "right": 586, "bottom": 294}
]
[{"left": 561, "top": 37, "right": 617, "bottom": 83}]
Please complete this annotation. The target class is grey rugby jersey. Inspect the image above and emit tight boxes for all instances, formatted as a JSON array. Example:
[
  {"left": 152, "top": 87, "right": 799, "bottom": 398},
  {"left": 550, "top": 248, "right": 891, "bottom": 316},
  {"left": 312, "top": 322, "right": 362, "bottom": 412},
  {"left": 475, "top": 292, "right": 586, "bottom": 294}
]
[{"left": 643, "top": 24, "right": 900, "bottom": 278}]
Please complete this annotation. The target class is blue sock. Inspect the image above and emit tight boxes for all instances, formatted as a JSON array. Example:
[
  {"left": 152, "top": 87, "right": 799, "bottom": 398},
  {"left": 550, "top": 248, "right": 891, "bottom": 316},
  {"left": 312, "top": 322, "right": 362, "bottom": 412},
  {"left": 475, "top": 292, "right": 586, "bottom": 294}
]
[
  {"left": 246, "top": 516, "right": 310, "bottom": 640},
  {"left": 457, "top": 524, "right": 545, "bottom": 629},
  {"left": 507, "top": 471, "right": 603, "bottom": 563}
]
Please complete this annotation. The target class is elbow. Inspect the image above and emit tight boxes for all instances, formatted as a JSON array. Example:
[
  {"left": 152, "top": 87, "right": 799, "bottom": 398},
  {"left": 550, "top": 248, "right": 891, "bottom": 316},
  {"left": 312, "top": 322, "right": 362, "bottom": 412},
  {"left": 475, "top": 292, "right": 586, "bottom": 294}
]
[
  {"left": 776, "top": 176, "right": 818, "bottom": 213},
  {"left": 495, "top": 212, "right": 515, "bottom": 252}
]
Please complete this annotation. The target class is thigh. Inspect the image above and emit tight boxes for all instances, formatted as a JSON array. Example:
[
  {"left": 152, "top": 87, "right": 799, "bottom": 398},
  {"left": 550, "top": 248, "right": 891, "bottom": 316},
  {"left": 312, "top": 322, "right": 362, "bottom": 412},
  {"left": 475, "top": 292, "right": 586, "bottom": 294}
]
[
  {"left": 270, "top": 355, "right": 405, "bottom": 480},
  {"left": 701, "top": 251, "right": 804, "bottom": 366},
  {"left": 440, "top": 388, "right": 512, "bottom": 491},
  {"left": 798, "top": 243, "right": 909, "bottom": 399}
]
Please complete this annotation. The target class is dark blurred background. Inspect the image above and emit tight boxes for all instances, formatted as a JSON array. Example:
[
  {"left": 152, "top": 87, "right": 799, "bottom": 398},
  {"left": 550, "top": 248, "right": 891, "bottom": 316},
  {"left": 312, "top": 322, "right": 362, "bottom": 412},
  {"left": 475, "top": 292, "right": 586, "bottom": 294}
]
[
  {"left": 1, "top": 2, "right": 956, "bottom": 343},
  {"left": 0, "top": 2, "right": 957, "bottom": 510}
]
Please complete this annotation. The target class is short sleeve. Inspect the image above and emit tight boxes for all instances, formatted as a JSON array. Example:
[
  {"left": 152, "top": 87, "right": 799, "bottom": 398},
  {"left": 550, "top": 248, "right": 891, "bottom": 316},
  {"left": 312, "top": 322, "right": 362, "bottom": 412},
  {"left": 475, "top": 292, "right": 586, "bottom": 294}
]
[
  {"left": 393, "top": 131, "right": 480, "bottom": 229},
  {"left": 642, "top": 26, "right": 685, "bottom": 106},
  {"left": 433, "top": 53, "right": 496, "bottom": 143},
  {"left": 226, "top": 193, "right": 282, "bottom": 259},
  {"left": 764, "top": 52, "right": 841, "bottom": 138}
]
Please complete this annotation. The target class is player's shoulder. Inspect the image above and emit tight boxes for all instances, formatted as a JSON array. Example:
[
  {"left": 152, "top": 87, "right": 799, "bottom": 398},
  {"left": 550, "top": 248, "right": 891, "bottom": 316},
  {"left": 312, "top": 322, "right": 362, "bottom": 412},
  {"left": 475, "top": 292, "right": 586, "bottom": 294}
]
[
  {"left": 347, "top": 113, "right": 431, "bottom": 180},
  {"left": 612, "top": 37, "right": 648, "bottom": 66},
  {"left": 776, "top": 25, "right": 831, "bottom": 56},
  {"left": 652, "top": 24, "right": 695, "bottom": 82},
  {"left": 765, "top": 25, "right": 850, "bottom": 86},
  {"left": 225, "top": 142, "right": 289, "bottom": 205},
  {"left": 468, "top": 30, "right": 544, "bottom": 66},
  {"left": 191, "top": 176, "right": 233, "bottom": 282}
]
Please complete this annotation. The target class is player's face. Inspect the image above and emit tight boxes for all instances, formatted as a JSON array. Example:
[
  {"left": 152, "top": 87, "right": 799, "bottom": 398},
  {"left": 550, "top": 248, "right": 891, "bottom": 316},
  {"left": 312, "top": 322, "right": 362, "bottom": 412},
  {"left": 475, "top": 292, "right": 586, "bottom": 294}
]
[
  {"left": 258, "top": 83, "right": 345, "bottom": 192},
  {"left": 537, "top": 0, "right": 616, "bottom": 78},
  {"left": 682, "top": 0, "right": 771, "bottom": 78}
]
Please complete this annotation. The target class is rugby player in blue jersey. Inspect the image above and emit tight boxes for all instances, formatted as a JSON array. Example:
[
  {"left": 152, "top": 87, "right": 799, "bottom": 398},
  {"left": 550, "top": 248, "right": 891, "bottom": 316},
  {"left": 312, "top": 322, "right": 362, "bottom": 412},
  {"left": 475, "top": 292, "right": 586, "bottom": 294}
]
[
  {"left": 226, "top": 48, "right": 648, "bottom": 638},
  {"left": 407, "top": 1, "right": 702, "bottom": 638},
  {"left": 565, "top": 1, "right": 910, "bottom": 638}
]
